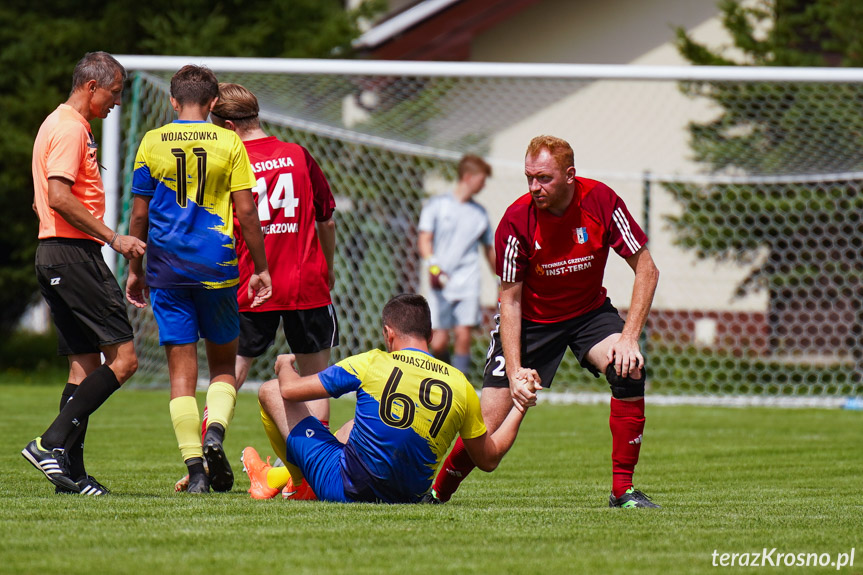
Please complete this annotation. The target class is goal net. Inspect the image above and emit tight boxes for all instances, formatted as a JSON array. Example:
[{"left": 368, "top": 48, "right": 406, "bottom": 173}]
[{"left": 107, "top": 57, "right": 863, "bottom": 406}]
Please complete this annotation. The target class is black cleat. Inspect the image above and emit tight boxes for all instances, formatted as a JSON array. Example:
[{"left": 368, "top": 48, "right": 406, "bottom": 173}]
[
  {"left": 56, "top": 475, "right": 110, "bottom": 496},
  {"left": 420, "top": 489, "right": 444, "bottom": 504},
  {"left": 203, "top": 426, "right": 233, "bottom": 492},
  {"left": 22, "top": 438, "right": 80, "bottom": 493},
  {"left": 609, "top": 488, "right": 661, "bottom": 508},
  {"left": 186, "top": 471, "right": 210, "bottom": 494}
]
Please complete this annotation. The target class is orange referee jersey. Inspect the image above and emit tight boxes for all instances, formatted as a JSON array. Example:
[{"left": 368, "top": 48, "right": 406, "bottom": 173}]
[{"left": 32, "top": 104, "right": 106, "bottom": 241}]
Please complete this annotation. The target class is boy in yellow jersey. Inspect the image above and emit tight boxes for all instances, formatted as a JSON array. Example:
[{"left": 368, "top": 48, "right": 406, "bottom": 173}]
[
  {"left": 245, "top": 294, "right": 535, "bottom": 503},
  {"left": 125, "top": 65, "right": 272, "bottom": 494}
]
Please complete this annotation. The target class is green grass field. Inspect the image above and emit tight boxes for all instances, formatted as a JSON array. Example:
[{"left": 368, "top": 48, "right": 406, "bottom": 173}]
[{"left": 1, "top": 383, "right": 860, "bottom": 574}]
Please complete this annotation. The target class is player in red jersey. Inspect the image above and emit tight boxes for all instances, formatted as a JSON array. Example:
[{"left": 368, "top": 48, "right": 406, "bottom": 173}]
[
  {"left": 181, "top": 83, "right": 338, "bottom": 498},
  {"left": 431, "top": 135, "right": 661, "bottom": 508}
]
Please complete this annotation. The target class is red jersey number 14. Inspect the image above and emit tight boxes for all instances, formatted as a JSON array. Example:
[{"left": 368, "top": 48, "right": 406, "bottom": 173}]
[{"left": 254, "top": 173, "right": 298, "bottom": 222}]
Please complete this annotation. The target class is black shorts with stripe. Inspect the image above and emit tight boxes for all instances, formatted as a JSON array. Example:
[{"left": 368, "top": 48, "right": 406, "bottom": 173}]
[
  {"left": 238, "top": 304, "right": 339, "bottom": 357},
  {"left": 35, "top": 238, "right": 134, "bottom": 356},
  {"left": 482, "top": 298, "right": 625, "bottom": 389}
]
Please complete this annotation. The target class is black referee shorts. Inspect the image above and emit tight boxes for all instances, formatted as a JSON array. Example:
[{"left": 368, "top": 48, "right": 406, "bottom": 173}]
[
  {"left": 35, "top": 238, "right": 134, "bottom": 356},
  {"left": 237, "top": 304, "right": 339, "bottom": 357},
  {"left": 482, "top": 298, "right": 625, "bottom": 389}
]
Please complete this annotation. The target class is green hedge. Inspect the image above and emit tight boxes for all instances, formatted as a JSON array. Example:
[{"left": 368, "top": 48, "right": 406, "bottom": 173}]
[{"left": 0, "top": 329, "right": 67, "bottom": 383}]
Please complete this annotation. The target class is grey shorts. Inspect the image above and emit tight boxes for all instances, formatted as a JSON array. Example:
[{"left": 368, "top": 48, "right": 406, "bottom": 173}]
[{"left": 427, "top": 290, "right": 480, "bottom": 330}]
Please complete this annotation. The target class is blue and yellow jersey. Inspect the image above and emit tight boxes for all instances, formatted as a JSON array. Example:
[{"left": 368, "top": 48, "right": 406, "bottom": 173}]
[
  {"left": 132, "top": 121, "right": 256, "bottom": 289},
  {"left": 319, "top": 348, "right": 486, "bottom": 503}
]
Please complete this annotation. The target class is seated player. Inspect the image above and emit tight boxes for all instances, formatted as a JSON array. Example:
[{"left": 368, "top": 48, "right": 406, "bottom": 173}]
[{"left": 250, "top": 293, "right": 535, "bottom": 503}]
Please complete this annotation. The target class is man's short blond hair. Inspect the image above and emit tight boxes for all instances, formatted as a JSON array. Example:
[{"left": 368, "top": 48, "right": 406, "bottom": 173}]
[
  {"left": 525, "top": 135, "right": 574, "bottom": 171},
  {"left": 457, "top": 154, "right": 492, "bottom": 179},
  {"left": 211, "top": 82, "right": 260, "bottom": 130}
]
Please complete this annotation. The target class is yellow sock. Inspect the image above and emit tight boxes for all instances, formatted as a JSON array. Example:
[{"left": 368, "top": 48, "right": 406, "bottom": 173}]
[
  {"left": 260, "top": 401, "right": 288, "bottom": 463},
  {"left": 206, "top": 381, "right": 237, "bottom": 431},
  {"left": 169, "top": 396, "right": 202, "bottom": 461},
  {"left": 259, "top": 401, "right": 304, "bottom": 485},
  {"left": 266, "top": 466, "right": 291, "bottom": 490}
]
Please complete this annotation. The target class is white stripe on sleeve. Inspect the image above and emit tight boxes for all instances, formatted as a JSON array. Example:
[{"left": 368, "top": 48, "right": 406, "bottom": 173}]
[
  {"left": 613, "top": 207, "right": 641, "bottom": 254},
  {"left": 503, "top": 235, "right": 519, "bottom": 282}
]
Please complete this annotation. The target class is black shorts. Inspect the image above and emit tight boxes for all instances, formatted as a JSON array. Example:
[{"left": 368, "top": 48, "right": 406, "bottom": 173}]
[
  {"left": 483, "top": 298, "right": 625, "bottom": 389},
  {"left": 35, "top": 238, "right": 134, "bottom": 356},
  {"left": 237, "top": 304, "right": 339, "bottom": 357}
]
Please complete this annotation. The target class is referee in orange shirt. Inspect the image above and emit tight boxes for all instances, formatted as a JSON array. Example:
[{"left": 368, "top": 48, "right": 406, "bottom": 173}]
[{"left": 21, "top": 52, "right": 146, "bottom": 496}]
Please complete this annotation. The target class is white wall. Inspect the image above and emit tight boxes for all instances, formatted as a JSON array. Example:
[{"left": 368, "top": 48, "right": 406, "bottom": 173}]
[{"left": 471, "top": 0, "right": 722, "bottom": 65}]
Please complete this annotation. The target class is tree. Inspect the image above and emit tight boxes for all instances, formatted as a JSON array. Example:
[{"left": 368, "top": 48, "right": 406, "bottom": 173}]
[
  {"left": 0, "top": 0, "right": 380, "bottom": 338},
  {"left": 669, "top": 0, "right": 863, "bottom": 375}
]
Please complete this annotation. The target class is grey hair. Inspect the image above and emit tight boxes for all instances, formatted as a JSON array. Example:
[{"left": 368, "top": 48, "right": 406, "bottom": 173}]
[{"left": 71, "top": 52, "right": 127, "bottom": 93}]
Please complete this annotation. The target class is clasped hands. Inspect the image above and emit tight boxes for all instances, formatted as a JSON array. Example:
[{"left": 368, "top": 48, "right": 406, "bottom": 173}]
[{"left": 508, "top": 366, "right": 542, "bottom": 413}]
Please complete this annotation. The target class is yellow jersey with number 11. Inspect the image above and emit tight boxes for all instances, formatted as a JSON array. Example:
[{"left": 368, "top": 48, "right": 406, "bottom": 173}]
[{"left": 132, "top": 120, "right": 255, "bottom": 289}]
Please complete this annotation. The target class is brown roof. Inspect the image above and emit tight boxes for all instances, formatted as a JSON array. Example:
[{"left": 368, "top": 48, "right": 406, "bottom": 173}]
[{"left": 355, "top": 0, "right": 543, "bottom": 61}]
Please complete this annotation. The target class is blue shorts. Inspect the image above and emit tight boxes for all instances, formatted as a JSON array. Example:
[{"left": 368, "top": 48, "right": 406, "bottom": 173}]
[
  {"left": 150, "top": 286, "right": 239, "bottom": 346},
  {"left": 284, "top": 416, "right": 350, "bottom": 503}
]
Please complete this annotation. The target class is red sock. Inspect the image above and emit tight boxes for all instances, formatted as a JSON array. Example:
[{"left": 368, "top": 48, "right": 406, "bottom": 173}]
[
  {"left": 432, "top": 437, "right": 476, "bottom": 502},
  {"left": 609, "top": 397, "right": 645, "bottom": 498},
  {"left": 200, "top": 405, "right": 209, "bottom": 442}
]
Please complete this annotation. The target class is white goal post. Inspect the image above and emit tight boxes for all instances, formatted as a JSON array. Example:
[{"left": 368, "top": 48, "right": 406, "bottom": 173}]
[{"left": 104, "top": 56, "right": 863, "bottom": 405}]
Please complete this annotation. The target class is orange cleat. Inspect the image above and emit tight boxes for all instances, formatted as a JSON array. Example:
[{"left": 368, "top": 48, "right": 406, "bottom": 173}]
[
  {"left": 282, "top": 476, "right": 317, "bottom": 501},
  {"left": 241, "top": 446, "right": 280, "bottom": 500}
]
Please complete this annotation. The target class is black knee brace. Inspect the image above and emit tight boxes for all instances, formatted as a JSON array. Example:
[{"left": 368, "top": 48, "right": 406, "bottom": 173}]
[{"left": 605, "top": 364, "right": 646, "bottom": 399}]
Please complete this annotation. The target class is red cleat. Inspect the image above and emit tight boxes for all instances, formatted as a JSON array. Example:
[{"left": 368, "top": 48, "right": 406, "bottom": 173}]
[{"left": 282, "top": 476, "right": 317, "bottom": 501}]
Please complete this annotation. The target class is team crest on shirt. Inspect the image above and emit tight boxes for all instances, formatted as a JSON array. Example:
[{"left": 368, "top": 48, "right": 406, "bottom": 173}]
[{"left": 574, "top": 227, "right": 588, "bottom": 244}]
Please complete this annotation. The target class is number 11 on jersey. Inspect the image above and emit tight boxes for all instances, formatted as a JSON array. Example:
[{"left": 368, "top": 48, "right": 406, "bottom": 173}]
[{"left": 254, "top": 173, "right": 299, "bottom": 222}]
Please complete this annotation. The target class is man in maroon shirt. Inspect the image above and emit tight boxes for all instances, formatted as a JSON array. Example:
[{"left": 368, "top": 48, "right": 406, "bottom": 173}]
[{"left": 430, "top": 135, "right": 661, "bottom": 508}]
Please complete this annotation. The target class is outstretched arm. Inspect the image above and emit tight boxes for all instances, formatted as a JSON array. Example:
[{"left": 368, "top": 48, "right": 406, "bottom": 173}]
[
  {"left": 462, "top": 406, "right": 526, "bottom": 472},
  {"left": 419, "top": 230, "right": 448, "bottom": 289},
  {"left": 607, "top": 246, "right": 659, "bottom": 377},
  {"left": 275, "top": 354, "right": 331, "bottom": 402},
  {"left": 418, "top": 230, "right": 434, "bottom": 260},
  {"left": 125, "top": 194, "right": 151, "bottom": 308},
  {"left": 233, "top": 189, "right": 272, "bottom": 307},
  {"left": 500, "top": 280, "right": 541, "bottom": 410},
  {"left": 48, "top": 177, "right": 146, "bottom": 260},
  {"left": 316, "top": 216, "right": 336, "bottom": 290}
]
